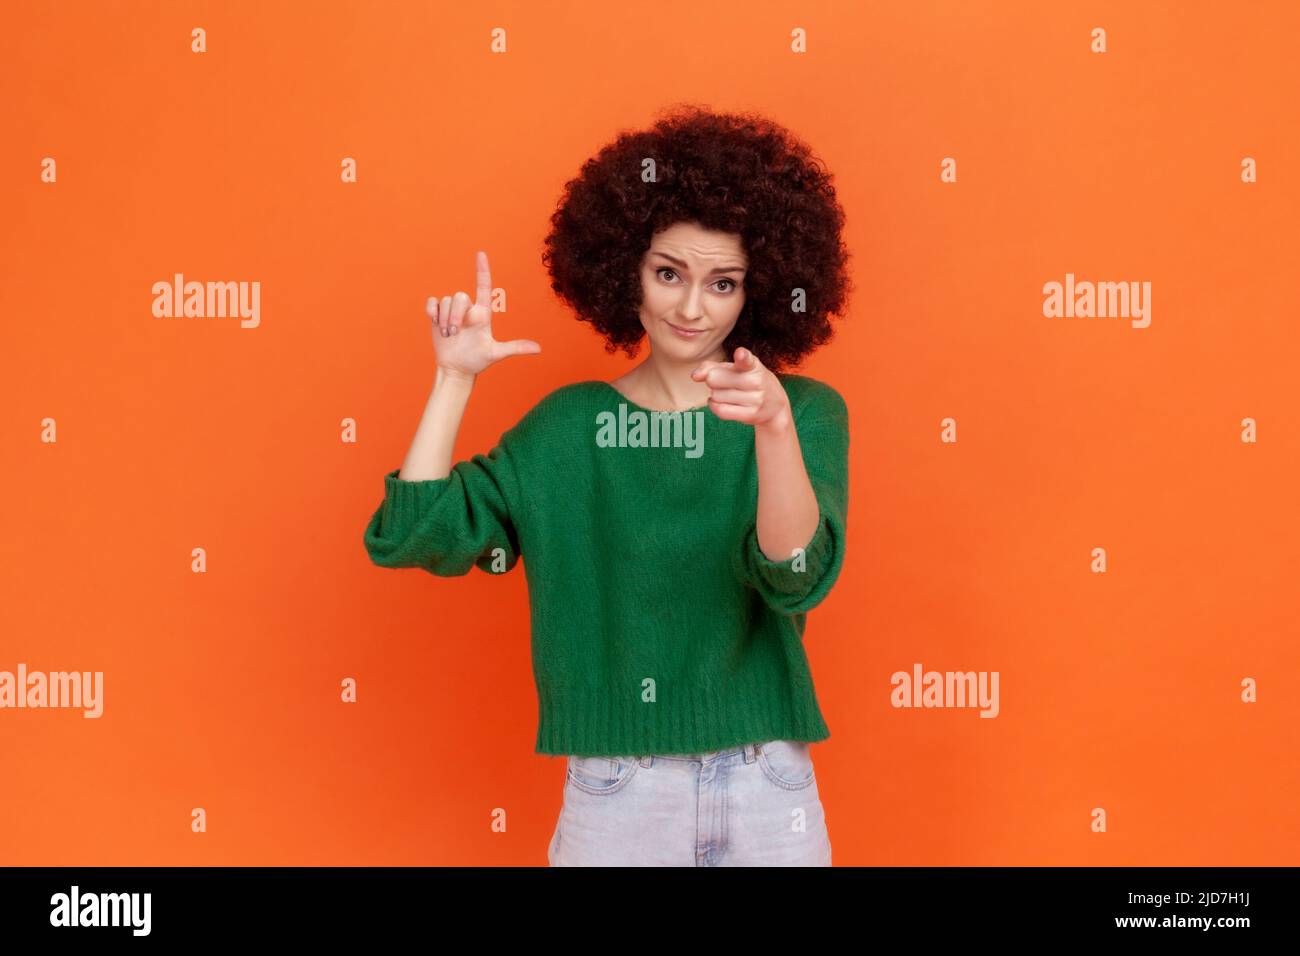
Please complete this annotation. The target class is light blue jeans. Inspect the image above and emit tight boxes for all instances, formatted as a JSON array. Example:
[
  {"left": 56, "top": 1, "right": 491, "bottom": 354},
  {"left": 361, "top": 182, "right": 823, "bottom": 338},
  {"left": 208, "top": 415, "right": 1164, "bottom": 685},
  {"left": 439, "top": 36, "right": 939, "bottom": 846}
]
[{"left": 547, "top": 739, "right": 832, "bottom": 866}]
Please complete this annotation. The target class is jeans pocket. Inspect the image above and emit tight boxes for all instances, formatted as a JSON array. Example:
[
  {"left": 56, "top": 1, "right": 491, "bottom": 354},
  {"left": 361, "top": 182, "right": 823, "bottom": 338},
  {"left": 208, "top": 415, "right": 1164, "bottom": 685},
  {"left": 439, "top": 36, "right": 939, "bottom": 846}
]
[
  {"left": 756, "top": 739, "right": 816, "bottom": 791},
  {"left": 565, "top": 754, "right": 639, "bottom": 796}
]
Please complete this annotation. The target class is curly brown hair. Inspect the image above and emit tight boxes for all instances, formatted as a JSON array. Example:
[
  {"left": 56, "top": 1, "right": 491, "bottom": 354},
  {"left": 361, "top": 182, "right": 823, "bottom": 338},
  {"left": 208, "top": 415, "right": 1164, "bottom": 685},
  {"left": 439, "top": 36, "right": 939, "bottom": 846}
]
[{"left": 541, "top": 103, "right": 853, "bottom": 372}]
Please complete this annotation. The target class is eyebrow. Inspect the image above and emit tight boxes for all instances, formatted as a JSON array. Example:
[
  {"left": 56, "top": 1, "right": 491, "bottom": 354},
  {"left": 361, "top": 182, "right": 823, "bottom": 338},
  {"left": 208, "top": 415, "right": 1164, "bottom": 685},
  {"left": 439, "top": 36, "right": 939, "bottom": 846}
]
[{"left": 651, "top": 252, "right": 747, "bottom": 275}]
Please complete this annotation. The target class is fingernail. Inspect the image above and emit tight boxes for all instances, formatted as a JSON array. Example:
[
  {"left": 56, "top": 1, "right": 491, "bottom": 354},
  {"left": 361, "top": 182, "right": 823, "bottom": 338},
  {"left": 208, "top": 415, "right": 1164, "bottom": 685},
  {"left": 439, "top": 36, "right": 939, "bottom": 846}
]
[{"left": 450, "top": 326, "right": 458, "bottom": 335}]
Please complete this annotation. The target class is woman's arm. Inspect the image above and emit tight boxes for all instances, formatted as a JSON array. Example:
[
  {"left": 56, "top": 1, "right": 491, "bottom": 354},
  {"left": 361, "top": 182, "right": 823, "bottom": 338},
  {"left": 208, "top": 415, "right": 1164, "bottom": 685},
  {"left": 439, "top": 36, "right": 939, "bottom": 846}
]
[
  {"left": 695, "top": 349, "right": 849, "bottom": 615},
  {"left": 364, "top": 251, "right": 542, "bottom": 576},
  {"left": 401, "top": 250, "right": 540, "bottom": 480},
  {"left": 695, "top": 348, "right": 822, "bottom": 563},
  {"left": 399, "top": 367, "right": 476, "bottom": 482},
  {"left": 752, "top": 414, "right": 821, "bottom": 562}
]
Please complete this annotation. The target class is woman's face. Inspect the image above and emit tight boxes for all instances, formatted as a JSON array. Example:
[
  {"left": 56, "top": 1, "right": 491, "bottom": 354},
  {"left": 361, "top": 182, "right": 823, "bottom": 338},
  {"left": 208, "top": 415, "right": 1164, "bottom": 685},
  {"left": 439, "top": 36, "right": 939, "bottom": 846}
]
[{"left": 637, "top": 220, "right": 748, "bottom": 363}]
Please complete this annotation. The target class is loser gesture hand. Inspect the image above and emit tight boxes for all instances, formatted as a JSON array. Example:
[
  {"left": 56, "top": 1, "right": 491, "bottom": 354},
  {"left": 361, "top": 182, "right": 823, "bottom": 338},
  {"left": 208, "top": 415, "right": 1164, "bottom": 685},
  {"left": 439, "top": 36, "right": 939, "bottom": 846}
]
[{"left": 428, "top": 251, "right": 541, "bottom": 379}]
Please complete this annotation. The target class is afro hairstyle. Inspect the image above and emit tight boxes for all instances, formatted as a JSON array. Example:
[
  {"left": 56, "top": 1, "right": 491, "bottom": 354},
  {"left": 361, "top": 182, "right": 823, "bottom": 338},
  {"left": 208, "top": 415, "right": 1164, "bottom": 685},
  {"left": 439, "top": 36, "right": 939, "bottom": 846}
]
[{"left": 541, "top": 103, "right": 853, "bottom": 372}]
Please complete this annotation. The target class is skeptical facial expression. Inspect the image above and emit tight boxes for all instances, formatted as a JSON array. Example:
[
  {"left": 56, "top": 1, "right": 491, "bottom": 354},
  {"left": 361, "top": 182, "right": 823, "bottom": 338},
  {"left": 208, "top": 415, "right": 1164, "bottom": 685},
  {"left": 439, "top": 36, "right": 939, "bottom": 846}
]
[{"left": 637, "top": 220, "right": 748, "bottom": 361}]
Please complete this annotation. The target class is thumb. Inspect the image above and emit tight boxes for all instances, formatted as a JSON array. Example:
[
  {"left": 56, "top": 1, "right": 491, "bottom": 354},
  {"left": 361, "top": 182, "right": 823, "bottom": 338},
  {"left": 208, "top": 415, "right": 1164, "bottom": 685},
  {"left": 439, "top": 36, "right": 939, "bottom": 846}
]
[
  {"left": 691, "top": 361, "right": 718, "bottom": 381},
  {"left": 494, "top": 339, "right": 543, "bottom": 359},
  {"left": 734, "top": 347, "right": 759, "bottom": 370}
]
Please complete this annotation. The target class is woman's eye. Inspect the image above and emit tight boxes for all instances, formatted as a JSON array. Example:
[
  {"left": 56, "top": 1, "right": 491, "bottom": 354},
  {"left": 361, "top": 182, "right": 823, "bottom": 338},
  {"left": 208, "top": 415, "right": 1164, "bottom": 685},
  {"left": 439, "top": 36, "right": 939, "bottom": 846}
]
[{"left": 655, "top": 269, "right": 736, "bottom": 292}]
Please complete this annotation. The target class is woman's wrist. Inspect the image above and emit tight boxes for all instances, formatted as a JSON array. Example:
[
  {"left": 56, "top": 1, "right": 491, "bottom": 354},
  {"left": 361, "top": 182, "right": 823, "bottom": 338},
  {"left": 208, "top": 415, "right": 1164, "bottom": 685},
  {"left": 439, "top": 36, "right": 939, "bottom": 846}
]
[
  {"left": 754, "top": 400, "right": 795, "bottom": 439},
  {"left": 434, "top": 365, "right": 477, "bottom": 392}
]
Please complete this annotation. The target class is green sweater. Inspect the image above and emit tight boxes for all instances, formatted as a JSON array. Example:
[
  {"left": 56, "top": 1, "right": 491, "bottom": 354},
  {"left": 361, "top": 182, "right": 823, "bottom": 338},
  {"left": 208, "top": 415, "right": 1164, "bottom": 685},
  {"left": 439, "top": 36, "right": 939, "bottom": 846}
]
[{"left": 363, "top": 373, "right": 849, "bottom": 757}]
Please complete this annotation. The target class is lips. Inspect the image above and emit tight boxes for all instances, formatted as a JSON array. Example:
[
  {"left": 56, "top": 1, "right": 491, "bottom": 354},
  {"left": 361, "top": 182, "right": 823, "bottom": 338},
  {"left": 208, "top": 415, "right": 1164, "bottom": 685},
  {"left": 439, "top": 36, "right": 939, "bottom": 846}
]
[{"left": 666, "top": 320, "right": 705, "bottom": 337}]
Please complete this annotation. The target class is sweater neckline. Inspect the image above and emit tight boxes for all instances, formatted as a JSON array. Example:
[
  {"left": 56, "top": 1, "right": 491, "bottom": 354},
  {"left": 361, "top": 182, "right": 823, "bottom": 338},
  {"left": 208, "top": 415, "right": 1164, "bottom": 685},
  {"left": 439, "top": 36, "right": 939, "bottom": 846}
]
[{"left": 594, "top": 380, "right": 710, "bottom": 414}]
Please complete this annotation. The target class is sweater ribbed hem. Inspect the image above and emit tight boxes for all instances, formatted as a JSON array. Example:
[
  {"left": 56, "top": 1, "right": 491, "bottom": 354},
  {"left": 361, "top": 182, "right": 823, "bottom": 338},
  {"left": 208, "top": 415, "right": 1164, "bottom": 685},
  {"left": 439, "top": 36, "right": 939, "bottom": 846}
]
[{"left": 533, "top": 667, "right": 831, "bottom": 757}]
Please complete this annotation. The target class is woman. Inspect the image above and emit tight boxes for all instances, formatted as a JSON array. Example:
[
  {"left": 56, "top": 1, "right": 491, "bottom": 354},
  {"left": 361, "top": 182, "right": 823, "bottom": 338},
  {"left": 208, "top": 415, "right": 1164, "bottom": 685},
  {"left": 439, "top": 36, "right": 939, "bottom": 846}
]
[{"left": 364, "top": 104, "right": 852, "bottom": 866}]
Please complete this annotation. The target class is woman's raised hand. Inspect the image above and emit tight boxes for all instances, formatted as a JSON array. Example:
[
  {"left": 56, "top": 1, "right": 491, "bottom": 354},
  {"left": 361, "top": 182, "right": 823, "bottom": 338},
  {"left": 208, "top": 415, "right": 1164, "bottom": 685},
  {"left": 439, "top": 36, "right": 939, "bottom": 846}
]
[{"left": 427, "top": 251, "right": 541, "bottom": 379}]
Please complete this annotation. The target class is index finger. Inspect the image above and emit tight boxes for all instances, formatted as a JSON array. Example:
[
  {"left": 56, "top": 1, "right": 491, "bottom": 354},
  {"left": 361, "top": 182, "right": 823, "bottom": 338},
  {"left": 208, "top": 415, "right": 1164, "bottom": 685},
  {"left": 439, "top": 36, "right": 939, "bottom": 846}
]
[{"left": 475, "top": 250, "right": 492, "bottom": 307}]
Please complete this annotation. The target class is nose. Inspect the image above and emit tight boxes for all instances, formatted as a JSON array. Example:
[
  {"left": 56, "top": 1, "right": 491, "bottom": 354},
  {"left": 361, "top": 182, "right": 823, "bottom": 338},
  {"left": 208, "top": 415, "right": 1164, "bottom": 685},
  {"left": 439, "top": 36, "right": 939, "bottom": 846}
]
[{"left": 678, "top": 282, "right": 705, "bottom": 322}]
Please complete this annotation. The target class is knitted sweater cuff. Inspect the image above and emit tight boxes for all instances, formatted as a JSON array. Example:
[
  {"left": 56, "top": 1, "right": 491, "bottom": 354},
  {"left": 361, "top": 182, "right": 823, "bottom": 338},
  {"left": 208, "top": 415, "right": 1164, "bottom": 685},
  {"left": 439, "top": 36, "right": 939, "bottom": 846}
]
[
  {"left": 739, "top": 507, "right": 836, "bottom": 611},
  {"left": 381, "top": 467, "right": 451, "bottom": 521},
  {"left": 365, "top": 464, "right": 521, "bottom": 577}
]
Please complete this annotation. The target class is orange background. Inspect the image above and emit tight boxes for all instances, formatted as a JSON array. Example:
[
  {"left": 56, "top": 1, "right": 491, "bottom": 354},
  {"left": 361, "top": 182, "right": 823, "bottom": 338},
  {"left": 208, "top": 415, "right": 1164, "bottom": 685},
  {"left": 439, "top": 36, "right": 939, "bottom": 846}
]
[{"left": 2, "top": 0, "right": 1297, "bottom": 866}]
